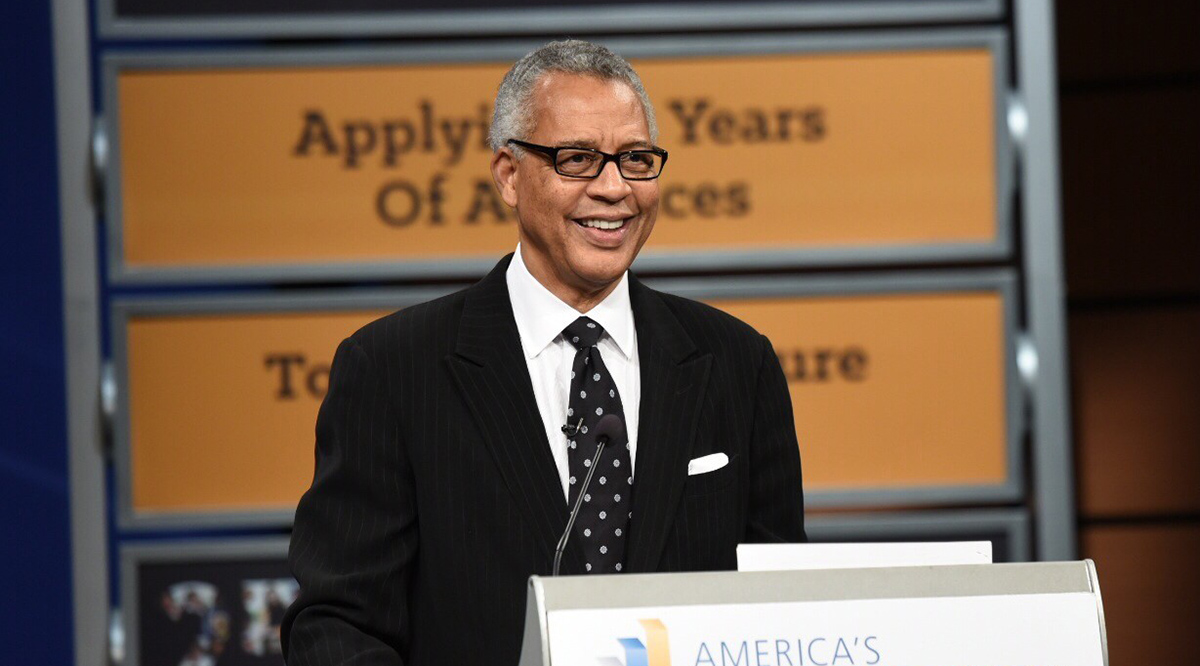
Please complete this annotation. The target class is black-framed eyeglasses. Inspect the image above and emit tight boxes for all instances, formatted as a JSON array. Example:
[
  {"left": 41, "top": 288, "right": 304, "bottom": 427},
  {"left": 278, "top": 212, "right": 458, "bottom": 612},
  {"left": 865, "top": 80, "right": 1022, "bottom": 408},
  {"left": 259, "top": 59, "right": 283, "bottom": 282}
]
[{"left": 507, "top": 139, "right": 668, "bottom": 180}]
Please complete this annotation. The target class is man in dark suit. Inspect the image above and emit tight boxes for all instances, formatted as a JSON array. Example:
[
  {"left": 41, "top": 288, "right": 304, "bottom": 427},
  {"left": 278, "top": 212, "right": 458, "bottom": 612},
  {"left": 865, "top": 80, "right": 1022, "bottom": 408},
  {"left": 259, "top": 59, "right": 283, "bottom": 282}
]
[{"left": 282, "top": 39, "right": 804, "bottom": 666}]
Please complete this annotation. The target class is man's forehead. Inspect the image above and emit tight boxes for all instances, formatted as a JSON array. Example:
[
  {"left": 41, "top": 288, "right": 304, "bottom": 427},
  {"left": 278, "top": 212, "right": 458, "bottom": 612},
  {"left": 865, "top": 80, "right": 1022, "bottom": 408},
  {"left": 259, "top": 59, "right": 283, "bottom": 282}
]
[
  {"left": 553, "top": 137, "right": 655, "bottom": 150},
  {"left": 528, "top": 72, "right": 649, "bottom": 141}
]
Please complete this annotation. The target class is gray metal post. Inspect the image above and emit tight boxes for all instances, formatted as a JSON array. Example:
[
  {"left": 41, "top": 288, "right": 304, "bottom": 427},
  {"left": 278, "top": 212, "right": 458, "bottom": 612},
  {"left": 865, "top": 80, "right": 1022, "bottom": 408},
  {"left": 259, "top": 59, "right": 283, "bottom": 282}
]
[
  {"left": 53, "top": 0, "right": 109, "bottom": 663},
  {"left": 1015, "top": 0, "right": 1077, "bottom": 561}
]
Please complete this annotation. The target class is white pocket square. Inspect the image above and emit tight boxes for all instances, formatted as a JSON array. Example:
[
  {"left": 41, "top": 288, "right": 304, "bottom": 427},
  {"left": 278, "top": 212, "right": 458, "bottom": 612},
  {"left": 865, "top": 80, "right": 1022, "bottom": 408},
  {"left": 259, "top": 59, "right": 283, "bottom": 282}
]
[{"left": 687, "top": 452, "right": 729, "bottom": 476}]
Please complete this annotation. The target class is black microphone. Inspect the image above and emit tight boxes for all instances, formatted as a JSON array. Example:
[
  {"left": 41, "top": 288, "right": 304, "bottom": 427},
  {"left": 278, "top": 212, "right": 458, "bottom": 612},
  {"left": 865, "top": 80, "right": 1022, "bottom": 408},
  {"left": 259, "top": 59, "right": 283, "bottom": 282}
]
[
  {"left": 553, "top": 413, "right": 626, "bottom": 576},
  {"left": 560, "top": 417, "right": 583, "bottom": 437}
]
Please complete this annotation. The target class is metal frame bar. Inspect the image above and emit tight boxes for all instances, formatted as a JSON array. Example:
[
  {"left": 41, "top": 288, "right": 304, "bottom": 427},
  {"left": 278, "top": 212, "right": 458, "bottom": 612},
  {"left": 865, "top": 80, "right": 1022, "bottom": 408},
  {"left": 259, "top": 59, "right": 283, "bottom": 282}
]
[
  {"left": 119, "top": 537, "right": 291, "bottom": 666},
  {"left": 806, "top": 508, "right": 1032, "bottom": 562},
  {"left": 649, "top": 269, "right": 1025, "bottom": 509},
  {"left": 96, "top": 0, "right": 1003, "bottom": 40},
  {"left": 110, "top": 286, "right": 460, "bottom": 530},
  {"left": 53, "top": 0, "right": 108, "bottom": 664},
  {"left": 101, "top": 28, "right": 1013, "bottom": 285},
  {"left": 1013, "top": 0, "right": 1076, "bottom": 561}
]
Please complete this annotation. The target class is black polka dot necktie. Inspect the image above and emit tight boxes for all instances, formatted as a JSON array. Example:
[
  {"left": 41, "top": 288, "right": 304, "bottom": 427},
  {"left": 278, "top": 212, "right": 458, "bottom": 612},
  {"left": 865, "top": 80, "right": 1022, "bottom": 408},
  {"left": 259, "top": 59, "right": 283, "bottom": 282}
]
[{"left": 563, "top": 316, "right": 632, "bottom": 574}]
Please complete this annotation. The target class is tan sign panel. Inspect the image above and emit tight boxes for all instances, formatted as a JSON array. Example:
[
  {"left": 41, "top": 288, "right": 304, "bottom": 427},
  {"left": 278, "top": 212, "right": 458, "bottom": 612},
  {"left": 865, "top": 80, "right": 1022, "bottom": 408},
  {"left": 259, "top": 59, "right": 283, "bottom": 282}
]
[
  {"left": 710, "top": 290, "right": 1009, "bottom": 493},
  {"left": 117, "top": 279, "right": 1012, "bottom": 525},
  {"left": 123, "top": 308, "right": 388, "bottom": 520},
  {"left": 110, "top": 38, "right": 1003, "bottom": 280}
]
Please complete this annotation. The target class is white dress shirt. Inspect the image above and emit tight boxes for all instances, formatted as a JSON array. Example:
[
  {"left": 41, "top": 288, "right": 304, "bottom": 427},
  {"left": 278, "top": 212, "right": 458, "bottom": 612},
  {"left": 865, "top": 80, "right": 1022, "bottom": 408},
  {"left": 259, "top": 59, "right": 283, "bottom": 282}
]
[{"left": 506, "top": 245, "right": 640, "bottom": 502}]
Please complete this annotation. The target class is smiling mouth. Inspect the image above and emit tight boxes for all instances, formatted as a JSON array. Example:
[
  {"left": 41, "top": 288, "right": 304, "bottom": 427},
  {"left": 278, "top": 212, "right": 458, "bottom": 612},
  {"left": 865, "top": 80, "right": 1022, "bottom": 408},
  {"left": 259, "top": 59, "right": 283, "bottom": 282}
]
[{"left": 574, "top": 217, "right": 629, "bottom": 231}]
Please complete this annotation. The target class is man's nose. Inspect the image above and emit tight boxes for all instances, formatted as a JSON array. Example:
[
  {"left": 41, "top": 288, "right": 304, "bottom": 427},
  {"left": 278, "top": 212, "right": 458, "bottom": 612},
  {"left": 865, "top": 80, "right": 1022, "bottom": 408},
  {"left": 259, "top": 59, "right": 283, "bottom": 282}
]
[{"left": 586, "top": 160, "right": 633, "bottom": 201}]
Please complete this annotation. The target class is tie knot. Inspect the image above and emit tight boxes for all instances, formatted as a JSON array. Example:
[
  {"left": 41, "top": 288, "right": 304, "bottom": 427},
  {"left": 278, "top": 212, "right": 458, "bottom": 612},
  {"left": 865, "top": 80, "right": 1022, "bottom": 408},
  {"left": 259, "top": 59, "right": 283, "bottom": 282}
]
[{"left": 563, "top": 317, "right": 604, "bottom": 350}]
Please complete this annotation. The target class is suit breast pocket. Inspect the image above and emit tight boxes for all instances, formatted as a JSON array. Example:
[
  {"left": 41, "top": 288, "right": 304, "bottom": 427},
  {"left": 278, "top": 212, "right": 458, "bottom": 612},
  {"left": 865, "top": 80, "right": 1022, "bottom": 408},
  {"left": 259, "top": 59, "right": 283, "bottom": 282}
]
[{"left": 683, "top": 453, "right": 738, "bottom": 497}]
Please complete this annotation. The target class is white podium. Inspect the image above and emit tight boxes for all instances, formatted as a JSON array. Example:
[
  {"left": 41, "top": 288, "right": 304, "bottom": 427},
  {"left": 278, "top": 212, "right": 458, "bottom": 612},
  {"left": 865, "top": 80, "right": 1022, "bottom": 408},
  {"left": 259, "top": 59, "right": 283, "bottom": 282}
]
[{"left": 518, "top": 561, "right": 1108, "bottom": 666}]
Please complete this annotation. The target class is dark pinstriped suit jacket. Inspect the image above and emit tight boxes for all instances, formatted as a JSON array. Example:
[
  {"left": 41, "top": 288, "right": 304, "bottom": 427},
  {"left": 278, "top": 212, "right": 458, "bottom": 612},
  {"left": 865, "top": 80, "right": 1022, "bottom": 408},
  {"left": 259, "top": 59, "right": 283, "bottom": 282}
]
[{"left": 282, "top": 254, "right": 805, "bottom": 666}]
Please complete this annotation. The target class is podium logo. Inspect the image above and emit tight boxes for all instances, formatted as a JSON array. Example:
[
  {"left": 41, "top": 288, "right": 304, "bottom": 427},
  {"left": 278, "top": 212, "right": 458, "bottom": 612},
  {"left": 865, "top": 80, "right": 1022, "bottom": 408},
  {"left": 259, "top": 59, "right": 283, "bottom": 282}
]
[{"left": 602, "top": 619, "right": 671, "bottom": 666}]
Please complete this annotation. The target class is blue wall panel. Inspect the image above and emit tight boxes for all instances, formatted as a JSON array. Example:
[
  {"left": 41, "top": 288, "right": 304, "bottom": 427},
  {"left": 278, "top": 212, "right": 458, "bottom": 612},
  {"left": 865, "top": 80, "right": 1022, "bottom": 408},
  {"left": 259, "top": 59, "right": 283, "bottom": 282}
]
[{"left": 0, "top": 2, "right": 75, "bottom": 664}]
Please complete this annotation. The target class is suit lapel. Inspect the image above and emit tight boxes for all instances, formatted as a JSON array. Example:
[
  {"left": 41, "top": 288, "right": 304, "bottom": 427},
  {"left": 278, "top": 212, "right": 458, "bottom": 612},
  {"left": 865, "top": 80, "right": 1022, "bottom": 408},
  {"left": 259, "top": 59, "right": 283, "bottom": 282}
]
[
  {"left": 625, "top": 276, "right": 712, "bottom": 573},
  {"left": 445, "top": 255, "right": 586, "bottom": 574}
]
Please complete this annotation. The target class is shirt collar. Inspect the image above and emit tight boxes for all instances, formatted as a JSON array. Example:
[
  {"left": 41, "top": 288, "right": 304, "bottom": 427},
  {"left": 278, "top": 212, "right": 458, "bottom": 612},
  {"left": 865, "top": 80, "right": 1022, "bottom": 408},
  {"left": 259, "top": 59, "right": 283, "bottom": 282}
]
[{"left": 506, "top": 244, "right": 635, "bottom": 361}]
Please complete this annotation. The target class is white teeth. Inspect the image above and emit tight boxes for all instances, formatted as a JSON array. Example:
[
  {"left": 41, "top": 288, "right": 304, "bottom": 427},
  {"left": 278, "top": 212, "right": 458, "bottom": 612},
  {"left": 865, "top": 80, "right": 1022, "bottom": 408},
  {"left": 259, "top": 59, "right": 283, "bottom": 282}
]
[{"left": 578, "top": 218, "right": 625, "bottom": 230}]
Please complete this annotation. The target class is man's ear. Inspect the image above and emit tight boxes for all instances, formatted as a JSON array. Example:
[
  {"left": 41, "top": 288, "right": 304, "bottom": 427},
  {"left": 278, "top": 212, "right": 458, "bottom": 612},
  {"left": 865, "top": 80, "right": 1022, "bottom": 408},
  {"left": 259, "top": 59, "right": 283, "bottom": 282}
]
[{"left": 491, "top": 148, "right": 520, "bottom": 208}]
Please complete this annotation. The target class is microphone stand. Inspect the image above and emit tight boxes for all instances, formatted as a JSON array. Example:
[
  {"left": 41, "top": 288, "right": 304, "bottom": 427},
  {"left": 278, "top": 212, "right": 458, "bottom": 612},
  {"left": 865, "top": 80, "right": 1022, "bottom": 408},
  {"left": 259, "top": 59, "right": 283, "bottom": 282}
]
[{"left": 552, "top": 437, "right": 606, "bottom": 577}]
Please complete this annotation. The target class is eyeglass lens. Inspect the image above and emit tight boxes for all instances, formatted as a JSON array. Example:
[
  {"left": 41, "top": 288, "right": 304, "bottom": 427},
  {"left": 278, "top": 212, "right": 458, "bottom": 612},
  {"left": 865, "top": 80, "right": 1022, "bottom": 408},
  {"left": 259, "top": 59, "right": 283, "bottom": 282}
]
[{"left": 555, "top": 149, "right": 663, "bottom": 179}]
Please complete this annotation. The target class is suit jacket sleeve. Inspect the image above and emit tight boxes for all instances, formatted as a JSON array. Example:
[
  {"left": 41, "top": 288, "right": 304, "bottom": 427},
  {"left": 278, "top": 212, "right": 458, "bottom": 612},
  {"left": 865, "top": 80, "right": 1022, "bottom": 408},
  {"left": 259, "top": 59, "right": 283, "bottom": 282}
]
[
  {"left": 744, "top": 334, "right": 807, "bottom": 543},
  {"left": 282, "top": 335, "right": 416, "bottom": 665}
]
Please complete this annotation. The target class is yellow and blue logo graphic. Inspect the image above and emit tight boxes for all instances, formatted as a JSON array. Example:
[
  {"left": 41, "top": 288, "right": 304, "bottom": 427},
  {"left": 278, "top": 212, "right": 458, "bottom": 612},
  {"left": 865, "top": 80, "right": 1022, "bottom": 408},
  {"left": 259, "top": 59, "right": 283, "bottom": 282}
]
[{"left": 601, "top": 619, "right": 671, "bottom": 666}]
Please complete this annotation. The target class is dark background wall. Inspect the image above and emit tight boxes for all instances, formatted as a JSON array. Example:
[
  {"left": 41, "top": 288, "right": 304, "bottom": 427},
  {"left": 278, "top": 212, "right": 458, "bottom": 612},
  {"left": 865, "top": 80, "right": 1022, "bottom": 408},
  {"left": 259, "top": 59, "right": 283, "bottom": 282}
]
[
  {"left": 0, "top": 2, "right": 75, "bottom": 665},
  {"left": 1058, "top": 1, "right": 1200, "bottom": 664}
]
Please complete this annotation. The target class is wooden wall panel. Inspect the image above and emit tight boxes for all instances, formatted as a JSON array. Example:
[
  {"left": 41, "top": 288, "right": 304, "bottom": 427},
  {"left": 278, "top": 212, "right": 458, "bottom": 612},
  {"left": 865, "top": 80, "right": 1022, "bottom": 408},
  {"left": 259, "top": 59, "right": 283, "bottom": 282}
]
[
  {"left": 1071, "top": 306, "right": 1200, "bottom": 518},
  {"left": 1061, "top": 88, "right": 1200, "bottom": 299},
  {"left": 1081, "top": 524, "right": 1200, "bottom": 666},
  {"left": 1057, "top": 0, "right": 1200, "bottom": 84},
  {"left": 1059, "top": 2, "right": 1200, "bottom": 663}
]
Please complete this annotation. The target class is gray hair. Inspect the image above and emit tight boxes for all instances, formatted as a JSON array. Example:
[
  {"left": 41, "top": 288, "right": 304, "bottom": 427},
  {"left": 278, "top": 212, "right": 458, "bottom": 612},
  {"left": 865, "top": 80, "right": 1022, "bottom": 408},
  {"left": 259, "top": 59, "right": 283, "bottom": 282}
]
[{"left": 488, "top": 39, "right": 658, "bottom": 152}]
